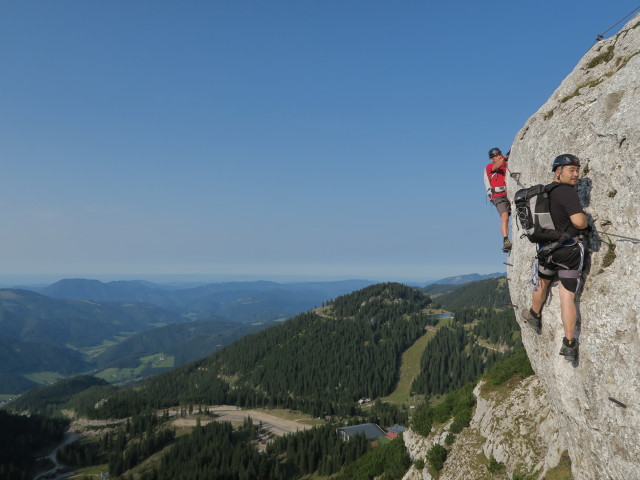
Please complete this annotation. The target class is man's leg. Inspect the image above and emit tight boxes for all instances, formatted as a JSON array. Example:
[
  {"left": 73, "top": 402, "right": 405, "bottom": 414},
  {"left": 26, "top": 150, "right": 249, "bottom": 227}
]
[
  {"left": 500, "top": 210, "right": 511, "bottom": 252},
  {"left": 532, "top": 277, "right": 551, "bottom": 315},
  {"left": 553, "top": 244, "right": 583, "bottom": 359},
  {"left": 521, "top": 277, "right": 551, "bottom": 332},
  {"left": 557, "top": 274, "right": 580, "bottom": 360},
  {"left": 558, "top": 283, "right": 577, "bottom": 341},
  {"left": 500, "top": 211, "right": 509, "bottom": 238}
]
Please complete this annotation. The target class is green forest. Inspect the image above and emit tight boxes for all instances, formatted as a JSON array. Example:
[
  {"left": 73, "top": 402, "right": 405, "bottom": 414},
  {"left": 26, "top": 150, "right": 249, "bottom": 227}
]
[
  {"left": 0, "top": 410, "right": 68, "bottom": 479},
  {"left": 64, "top": 283, "right": 438, "bottom": 420},
  {"left": 411, "top": 277, "right": 519, "bottom": 395}
]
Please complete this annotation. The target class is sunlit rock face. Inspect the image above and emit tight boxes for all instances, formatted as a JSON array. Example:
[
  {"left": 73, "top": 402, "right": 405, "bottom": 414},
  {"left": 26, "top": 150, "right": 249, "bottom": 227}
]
[
  {"left": 506, "top": 14, "right": 640, "bottom": 480},
  {"left": 402, "top": 15, "right": 640, "bottom": 480},
  {"left": 402, "top": 377, "right": 565, "bottom": 480}
]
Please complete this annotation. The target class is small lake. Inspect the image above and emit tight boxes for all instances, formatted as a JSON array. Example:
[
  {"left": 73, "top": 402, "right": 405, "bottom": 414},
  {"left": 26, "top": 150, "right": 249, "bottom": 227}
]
[{"left": 429, "top": 313, "right": 454, "bottom": 319}]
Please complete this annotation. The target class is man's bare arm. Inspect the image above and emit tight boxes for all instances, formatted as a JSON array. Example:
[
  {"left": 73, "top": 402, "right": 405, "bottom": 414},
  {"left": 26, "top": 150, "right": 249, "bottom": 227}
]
[
  {"left": 570, "top": 212, "right": 588, "bottom": 230},
  {"left": 491, "top": 157, "right": 505, "bottom": 171}
]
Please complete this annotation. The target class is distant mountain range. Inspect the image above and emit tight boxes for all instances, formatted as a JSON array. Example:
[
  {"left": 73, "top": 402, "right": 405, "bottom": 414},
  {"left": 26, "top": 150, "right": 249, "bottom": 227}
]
[
  {"left": 0, "top": 333, "right": 87, "bottom": 374},
  {"left": 427, "top": 272, "right": 505, "bottom": 285},
  {"left": 0, "top": 289, "right": 182, "bottom": 348},
  {"left": 420, "top": 272, "right": 505, "bottom": 296},
  {"left": 34, "top": 278, "right": 375, "bottom": 323},
  {"left": 0, "top": 280, "right": 374, "bottom": 394},
  {"left": 93, "top": 317, "right": 270, "bottom": 370},
  {"left": 0, "top": 289, "right": 190, "bottom": 392}
]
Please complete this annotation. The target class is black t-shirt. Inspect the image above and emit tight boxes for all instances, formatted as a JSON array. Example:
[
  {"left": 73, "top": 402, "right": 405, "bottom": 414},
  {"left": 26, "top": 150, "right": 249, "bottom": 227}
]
[{"left": 548, "top": 183, "right": 585, "bottom": 236}]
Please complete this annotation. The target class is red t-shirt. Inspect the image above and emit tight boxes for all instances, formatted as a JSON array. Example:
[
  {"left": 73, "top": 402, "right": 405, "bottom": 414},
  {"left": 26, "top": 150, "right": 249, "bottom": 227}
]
[{"left": 485, "top": 161, "right": 508, "bottom": 199}]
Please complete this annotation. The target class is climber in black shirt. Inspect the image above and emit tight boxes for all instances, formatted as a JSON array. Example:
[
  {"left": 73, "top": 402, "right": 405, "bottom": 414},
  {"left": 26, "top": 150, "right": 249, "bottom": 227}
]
[{"left": 521, "top": 154, "right": 588, "bottom": 361}]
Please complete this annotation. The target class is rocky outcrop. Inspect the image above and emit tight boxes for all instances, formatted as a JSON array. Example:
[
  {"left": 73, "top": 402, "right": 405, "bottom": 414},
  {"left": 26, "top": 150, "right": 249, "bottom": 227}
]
[
  {"left": 402, "top": 375, "right": 566, "bottom": 479},
  {"left": 402, "top": 15, "right": 640, "bottom": 480},
  {"left": 471, "top": 377, "right": 566, "bottom": 476},
  {"left": 506, "top": 14, "right": 640, "bottom": 480}
]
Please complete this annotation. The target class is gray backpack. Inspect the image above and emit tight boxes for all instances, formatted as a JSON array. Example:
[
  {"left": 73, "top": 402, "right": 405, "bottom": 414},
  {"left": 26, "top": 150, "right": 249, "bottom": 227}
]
[{"left": 514, "top": 183, "right": 565, "bottom": 244}]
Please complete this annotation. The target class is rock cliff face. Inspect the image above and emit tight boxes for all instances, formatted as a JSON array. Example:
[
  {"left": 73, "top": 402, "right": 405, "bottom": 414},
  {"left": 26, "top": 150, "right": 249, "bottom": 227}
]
[
  {"left": 403, "top": 376, "right": 567, "bottom": 480},
  {"left": 403, "top": 15, "right": 640, "bottom": 480},
  {"left": 506, "top": 14, "right": 640, "bottom": 480}
]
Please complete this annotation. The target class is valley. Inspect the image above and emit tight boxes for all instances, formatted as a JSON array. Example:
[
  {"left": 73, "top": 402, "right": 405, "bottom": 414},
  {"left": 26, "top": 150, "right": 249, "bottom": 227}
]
[{"left": 0, "top": 279, "right": 375, "bottom": 395}]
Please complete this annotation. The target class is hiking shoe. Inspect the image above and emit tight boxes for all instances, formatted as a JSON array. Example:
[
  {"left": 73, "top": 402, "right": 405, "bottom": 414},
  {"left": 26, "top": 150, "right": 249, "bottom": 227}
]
[
  {"left": 559, "top": 338, "right": 578, "bottom": 361},
  {"left": 502, "top": 238, "right": 512, "bottom": 253},
  {"left": 521, "top": 308, "right": 542, "bottom": 334}
]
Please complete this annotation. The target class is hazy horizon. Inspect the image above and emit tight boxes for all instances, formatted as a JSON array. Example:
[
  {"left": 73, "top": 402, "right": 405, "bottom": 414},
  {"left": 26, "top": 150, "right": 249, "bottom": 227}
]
[{"left": 0, "top": 269, "right": 506, "bottom": 288}]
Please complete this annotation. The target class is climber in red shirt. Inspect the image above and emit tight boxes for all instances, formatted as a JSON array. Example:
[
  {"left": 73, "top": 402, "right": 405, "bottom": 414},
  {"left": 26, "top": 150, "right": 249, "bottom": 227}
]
[{"left": 485, "top": 147, "right": 512, "bottom": 252}]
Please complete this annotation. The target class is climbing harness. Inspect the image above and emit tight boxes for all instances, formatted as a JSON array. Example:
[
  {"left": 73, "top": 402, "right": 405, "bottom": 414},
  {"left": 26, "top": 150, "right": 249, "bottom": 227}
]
[{"left": 538, "top": 240, "right": 586, "bottom": 292}]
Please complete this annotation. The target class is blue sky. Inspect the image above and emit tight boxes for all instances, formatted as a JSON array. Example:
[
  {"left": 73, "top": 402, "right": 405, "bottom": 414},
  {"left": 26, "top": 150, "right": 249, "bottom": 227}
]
[{"left": 1, "top": 1, "right": 638, "bottom": 284}]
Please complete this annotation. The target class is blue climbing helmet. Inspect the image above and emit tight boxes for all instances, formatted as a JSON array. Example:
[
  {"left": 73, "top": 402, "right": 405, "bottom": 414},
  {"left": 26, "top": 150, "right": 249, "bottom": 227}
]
[
  {"left": 488, "top": 148, "right": 502, "bottom": 158},
  {"left": 551, "top": 154, "right": 580, "bottom": 171}
]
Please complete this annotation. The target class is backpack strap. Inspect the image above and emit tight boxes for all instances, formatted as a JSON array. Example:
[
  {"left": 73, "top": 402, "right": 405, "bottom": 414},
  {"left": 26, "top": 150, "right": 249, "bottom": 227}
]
[
  {"left": 544, "top": 182, "right": 562, "bottom": 194},
  {"left": 542, "top": 182, "right": 571, "bottom": 241}
]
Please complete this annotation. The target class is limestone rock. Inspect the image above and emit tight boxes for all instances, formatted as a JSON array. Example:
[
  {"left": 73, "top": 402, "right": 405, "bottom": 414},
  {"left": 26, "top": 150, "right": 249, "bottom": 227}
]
[
  {"left": 506, "top": 14, "right": 640, "bottom": 480},
  {"left": 402, "top": 376, "right": 564, "bottom": 479},
  {"left": 402, "top": 420, "right": 453, "bottom": 480},
  {"left": 402, "top": 15, "right": 640, "bottom": 480},
  {"left": 469, "top": 377, "right": 566, "bottom": 478}
]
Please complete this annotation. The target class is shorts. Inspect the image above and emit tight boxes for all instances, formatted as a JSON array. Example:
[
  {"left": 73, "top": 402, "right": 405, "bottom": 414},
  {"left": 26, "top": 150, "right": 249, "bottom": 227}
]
[
  {"left": 538, "top": 242, "right": 585, "bottom": 293},
  {"left": 491, "top": 195, "right": 511, "bottom": 216}
]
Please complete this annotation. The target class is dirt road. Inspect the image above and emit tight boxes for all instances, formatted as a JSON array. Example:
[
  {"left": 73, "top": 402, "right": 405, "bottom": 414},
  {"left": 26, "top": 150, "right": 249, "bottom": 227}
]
[{"left": 171, "top": 405, "right": 314, "bottom": 436}]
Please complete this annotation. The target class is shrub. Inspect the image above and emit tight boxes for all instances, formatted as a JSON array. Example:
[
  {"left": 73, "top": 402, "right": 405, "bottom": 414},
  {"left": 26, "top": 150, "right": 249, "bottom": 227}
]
[
  {"left": 411, "top": 404, "right": 433, "bottom": 436},
  {"left": 427, "top": 443, "right": 448, "bottom": 471},
  {"left": 586, "top": 45, "right": 614, "bottom": 69},
  {"left": 487, "top": 456, "right": 505, "bottom": 473},
  {"left": 485, "top": 348, "right": 534, "bottom": 386},
  {"left": 444, "top": 433, "right": 455, "bottom": 446},
  {"left": 412, "top": 383, "right": 476, "bottom": 439},
  {"left": 332, "top": 436, "right": 410, "bottom": 480},
  {"left": 449, "top": 409, "right": 472, "bottom": 434},
  {"left": 602, "top": 243, "right": 616, "bottom": 269},
  {"left": 431, "top": 384, "right": 475, "bottom": 423}
]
